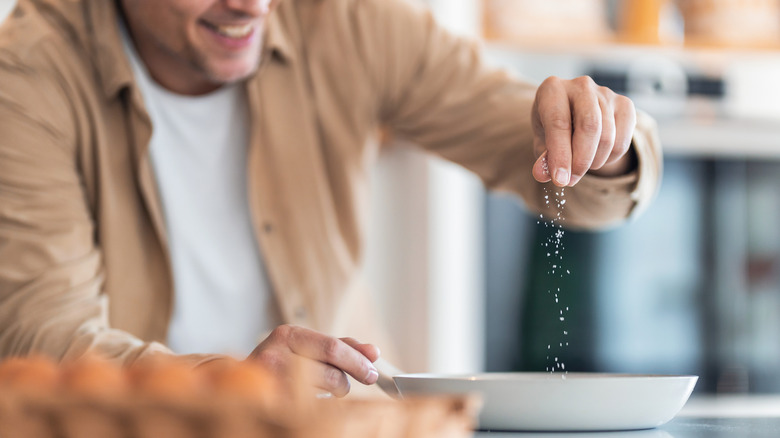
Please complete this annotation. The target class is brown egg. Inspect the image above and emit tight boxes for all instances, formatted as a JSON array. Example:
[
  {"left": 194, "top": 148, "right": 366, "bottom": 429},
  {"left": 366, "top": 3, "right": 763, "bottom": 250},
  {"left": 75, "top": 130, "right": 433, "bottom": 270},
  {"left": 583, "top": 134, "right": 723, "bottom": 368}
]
[
  {"left": 209, "top": 360, "right": 279, "bottom": 403},
  {"left": 197, "top": 357, "right": 241, "bottom": 382},
  {"left": 61, "top": 356, "right": 128, "bottom": 397},
  {"left": 0, "top": 355, "right": 60, "bottom": 393},
  {"left": 129, "top": 356, "right": 207, "bottom": 399},
  {"left": 198, "top": 357, "right": 238, "bottom": 394}
]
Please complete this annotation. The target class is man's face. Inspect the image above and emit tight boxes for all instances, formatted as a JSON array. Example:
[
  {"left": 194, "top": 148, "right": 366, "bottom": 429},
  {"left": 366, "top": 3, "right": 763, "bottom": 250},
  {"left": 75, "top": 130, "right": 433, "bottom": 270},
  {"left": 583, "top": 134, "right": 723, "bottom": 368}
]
[{"left": 121, "top": 0, "right": 280, "bottom": 95}]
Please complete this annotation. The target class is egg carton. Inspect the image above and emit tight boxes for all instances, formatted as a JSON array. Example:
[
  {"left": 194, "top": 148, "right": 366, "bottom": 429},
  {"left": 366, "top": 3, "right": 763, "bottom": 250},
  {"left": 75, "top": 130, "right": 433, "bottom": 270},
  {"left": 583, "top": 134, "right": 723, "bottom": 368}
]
[{"left": 0, "top": 391, "right": 478, "bottom": 438}]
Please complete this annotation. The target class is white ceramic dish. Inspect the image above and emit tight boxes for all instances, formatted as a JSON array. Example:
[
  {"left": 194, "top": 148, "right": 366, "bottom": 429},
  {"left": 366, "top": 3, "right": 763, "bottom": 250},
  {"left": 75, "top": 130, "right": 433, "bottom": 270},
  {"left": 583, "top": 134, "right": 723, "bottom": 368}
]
[{"left": 393, "top": 372, "right": 697, "bottom": 432}]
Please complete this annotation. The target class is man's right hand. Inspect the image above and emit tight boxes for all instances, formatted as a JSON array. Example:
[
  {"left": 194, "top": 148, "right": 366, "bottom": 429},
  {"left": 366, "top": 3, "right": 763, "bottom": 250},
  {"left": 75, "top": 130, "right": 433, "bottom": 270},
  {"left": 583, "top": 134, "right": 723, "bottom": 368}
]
[{"left": 246, "top": 325, "right": 380, "bottom": 397}]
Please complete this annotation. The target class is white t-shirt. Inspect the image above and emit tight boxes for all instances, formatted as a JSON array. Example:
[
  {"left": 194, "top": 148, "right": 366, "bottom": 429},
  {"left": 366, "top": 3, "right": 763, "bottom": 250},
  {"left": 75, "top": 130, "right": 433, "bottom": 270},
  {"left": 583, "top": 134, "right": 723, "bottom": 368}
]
[{"left": 121, "top": 26, "right": 280, "bottom": 356}]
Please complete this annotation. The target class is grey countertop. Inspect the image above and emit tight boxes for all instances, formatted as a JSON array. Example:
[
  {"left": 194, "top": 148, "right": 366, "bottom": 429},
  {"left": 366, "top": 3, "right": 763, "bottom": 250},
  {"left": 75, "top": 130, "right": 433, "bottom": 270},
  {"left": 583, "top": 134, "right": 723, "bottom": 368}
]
[{"left": 475, "top": 395, "right": 780, "bottom": 438}]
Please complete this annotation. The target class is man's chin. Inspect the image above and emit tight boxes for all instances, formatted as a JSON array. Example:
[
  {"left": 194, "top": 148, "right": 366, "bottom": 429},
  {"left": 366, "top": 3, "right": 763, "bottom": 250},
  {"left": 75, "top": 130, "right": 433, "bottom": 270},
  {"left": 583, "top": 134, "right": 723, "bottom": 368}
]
[{"left": 196, "top": 59, "right": 259, "bottom": 89}]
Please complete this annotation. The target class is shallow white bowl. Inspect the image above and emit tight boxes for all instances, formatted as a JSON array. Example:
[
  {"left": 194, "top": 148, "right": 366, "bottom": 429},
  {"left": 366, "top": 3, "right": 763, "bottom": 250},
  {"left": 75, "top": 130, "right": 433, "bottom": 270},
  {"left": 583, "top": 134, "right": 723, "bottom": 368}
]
[{"left": 393, "top": 372, "right": 697, "bottom": 431}]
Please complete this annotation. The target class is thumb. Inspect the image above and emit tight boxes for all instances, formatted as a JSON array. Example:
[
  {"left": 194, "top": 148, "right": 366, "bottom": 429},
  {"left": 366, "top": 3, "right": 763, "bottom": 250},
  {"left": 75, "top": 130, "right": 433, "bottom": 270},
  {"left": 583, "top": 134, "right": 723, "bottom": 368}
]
[{"left": 532, "top": 150, "right": 552, "bottom": 183}]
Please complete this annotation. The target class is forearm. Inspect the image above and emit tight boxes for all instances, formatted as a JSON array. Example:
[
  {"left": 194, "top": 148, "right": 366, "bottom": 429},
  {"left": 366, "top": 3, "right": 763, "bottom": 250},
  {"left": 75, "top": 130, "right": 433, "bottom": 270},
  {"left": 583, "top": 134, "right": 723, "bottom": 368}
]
[{"left": 0, "top": 275, "right": 224, "bottom": 369}]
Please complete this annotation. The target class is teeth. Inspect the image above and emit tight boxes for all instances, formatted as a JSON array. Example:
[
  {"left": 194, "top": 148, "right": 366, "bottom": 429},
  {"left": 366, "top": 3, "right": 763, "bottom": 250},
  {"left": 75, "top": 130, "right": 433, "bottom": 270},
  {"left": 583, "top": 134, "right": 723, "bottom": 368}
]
[{"left": 214, "top": 23, "right": 253, "bottom": 38}]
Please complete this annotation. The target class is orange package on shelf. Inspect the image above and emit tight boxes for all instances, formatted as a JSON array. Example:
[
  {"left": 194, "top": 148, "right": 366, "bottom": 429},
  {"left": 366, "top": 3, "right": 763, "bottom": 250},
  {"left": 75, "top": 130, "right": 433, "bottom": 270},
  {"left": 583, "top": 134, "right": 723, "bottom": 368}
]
[{"left": 618, "top": 0, "right": 667, "bottom": 44}]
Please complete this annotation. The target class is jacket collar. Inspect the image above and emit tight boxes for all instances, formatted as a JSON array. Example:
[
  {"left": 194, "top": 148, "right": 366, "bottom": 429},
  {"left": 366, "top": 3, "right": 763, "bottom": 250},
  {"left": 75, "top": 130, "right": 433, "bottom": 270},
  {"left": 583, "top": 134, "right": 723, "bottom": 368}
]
[{"left": 85, "top": 0, "right": 296, "bottom": 100}]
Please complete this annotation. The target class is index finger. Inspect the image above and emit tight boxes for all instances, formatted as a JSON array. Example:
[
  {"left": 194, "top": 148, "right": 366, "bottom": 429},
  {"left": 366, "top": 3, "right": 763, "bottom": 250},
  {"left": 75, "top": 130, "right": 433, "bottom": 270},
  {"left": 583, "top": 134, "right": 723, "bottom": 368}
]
[
  {"left": 536, "top": 78, "right": 572, "bottom": 186},
  {"left": 340, "top": 337, "right": 381, "bottom": 363},
  {"left": 287, "top": 328, "right": 379, "bottom": 385}
]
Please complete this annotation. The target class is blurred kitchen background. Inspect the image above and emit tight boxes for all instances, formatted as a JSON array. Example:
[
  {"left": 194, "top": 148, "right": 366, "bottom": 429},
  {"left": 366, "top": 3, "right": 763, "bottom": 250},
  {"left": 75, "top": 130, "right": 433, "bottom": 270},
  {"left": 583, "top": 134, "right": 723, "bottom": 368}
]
[
  {"left": 364, "top": 0, "right": 780, "bottom": 395},
  {"left": 2, "top": 0, "right": 780, "bottom": 394}
]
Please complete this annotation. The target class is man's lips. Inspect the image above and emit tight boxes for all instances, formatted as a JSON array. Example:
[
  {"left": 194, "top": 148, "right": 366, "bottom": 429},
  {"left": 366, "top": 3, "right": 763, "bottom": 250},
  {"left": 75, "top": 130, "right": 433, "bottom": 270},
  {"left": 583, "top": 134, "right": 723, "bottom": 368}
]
[{"left": 200, "top": 20, "right": 256, "bottom": 39}]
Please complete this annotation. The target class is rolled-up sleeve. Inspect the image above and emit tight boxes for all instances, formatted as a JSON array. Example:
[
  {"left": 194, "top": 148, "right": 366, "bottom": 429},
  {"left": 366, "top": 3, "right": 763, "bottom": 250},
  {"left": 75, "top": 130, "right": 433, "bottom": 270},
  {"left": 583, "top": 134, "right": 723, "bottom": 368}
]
[{"left": 360, "top": 0, "right": 662, "bottom": 229}]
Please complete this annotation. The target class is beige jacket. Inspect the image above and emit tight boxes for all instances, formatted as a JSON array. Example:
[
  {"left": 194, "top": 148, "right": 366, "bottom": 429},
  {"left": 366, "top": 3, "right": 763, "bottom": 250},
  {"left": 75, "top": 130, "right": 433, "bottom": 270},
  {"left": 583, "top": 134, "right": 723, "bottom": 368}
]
[{"left": 0, "top": 0, "right": 662, "bottom": 366}]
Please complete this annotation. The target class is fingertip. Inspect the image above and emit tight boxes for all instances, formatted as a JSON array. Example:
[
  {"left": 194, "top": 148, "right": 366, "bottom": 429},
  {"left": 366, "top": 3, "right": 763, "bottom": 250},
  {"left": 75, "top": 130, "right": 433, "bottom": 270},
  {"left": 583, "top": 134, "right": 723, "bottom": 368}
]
[
  {"left": 366, "top": 368, "right": 379, "bottom": 385},
  {"left": 339, "top": 336, "right": 381, "bottom": 364},
  {"left": 554, "top": 168, "right": 570, "bottom": 186},
  {"left": 363, "top": 344, "right": 381, "bottom": 363},
  {"left": 533, "top": 169, "right": 551, "bottom": 183},
  {"left": 533, "top": 153, "right": 552, "bottom": 183}
]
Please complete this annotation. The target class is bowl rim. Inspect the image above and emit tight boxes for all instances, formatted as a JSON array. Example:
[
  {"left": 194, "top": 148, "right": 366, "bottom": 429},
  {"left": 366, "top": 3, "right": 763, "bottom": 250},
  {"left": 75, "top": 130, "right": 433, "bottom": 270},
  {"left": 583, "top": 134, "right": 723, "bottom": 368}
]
[{"left": 393, "top": 372, "right": 700, "bottom": 382}]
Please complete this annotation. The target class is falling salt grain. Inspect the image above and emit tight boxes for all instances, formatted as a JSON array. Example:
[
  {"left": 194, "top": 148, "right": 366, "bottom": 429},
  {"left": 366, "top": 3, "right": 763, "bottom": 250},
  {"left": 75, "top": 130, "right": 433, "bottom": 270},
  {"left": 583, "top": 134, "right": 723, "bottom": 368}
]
[{"left": 542, "top": 185, "right": 571, "bottom": 375}]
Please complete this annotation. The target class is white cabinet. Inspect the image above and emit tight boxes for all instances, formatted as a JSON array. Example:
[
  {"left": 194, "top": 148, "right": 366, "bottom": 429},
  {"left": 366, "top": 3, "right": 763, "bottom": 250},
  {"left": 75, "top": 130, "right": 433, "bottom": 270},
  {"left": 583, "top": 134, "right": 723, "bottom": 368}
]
[{"left": 365, "top": 0, "right": 487, "bottom": 374}]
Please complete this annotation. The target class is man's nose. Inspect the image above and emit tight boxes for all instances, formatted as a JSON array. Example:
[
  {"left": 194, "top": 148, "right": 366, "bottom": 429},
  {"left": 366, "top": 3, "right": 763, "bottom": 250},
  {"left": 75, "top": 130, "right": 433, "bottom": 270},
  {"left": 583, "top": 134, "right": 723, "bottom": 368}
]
[{"left": 223, "top": 0, "right": 274, "bottom": 16}]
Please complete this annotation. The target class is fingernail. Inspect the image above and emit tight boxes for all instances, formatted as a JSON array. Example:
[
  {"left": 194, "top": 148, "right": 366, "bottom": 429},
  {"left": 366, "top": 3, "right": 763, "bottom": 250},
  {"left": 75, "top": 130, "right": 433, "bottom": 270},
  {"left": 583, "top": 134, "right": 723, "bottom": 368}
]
[
  {"left": 569, "top": 174, "right": 582, "bottom": 186},
  {"left": 555, "top": 168, "right": 570, "bottom": 186},
  {"left": 367, "top": 367, "right": 379, "bottom": 384}
]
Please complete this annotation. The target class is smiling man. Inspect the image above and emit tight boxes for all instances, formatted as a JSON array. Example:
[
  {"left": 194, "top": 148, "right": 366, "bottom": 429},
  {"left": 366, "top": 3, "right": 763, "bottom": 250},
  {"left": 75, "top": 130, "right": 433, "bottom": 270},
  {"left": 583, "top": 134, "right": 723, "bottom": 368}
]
[
  {"left": 121, "top": 0, "right": 275, "bottom": 94},
  {"left": 0, "top": 0, "right": 661, "bottom": 397}
]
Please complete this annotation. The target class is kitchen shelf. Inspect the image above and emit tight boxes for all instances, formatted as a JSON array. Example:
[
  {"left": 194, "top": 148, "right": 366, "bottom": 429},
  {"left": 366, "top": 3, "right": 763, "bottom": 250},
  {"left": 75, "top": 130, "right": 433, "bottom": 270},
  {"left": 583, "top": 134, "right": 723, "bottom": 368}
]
[
  {"left": 483, "top": 41, "right": 780, "bottom": 160},
  {"left": 658, "top": 115, "right": 780, "bottom": 160}
]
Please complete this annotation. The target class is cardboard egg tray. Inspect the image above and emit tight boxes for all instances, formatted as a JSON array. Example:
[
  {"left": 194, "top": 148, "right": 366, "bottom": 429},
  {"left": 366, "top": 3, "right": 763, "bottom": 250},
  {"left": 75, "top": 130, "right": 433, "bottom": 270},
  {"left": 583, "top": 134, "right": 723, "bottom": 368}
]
[{"left": 0, "top": 390, "right": 479, "bottom": 438}]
